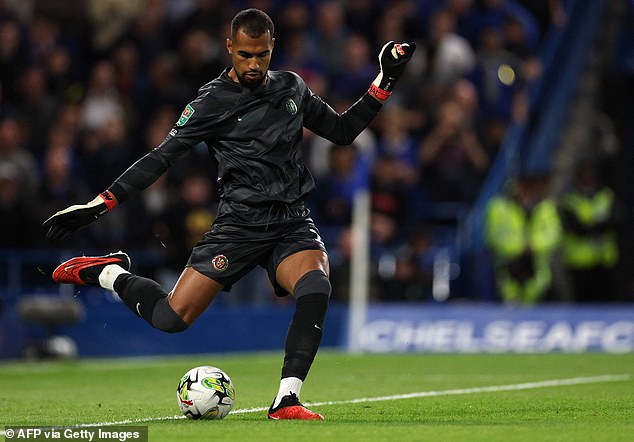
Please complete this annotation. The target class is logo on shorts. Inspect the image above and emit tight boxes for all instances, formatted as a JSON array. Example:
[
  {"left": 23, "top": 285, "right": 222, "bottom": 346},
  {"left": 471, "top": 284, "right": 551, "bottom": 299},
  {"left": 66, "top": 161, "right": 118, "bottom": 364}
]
[
  {"left": 211, "top": 255, "right": 228, "bottom": 272},
  {"left": 283, "top": 97, "right": 298, "bottom": 115}
]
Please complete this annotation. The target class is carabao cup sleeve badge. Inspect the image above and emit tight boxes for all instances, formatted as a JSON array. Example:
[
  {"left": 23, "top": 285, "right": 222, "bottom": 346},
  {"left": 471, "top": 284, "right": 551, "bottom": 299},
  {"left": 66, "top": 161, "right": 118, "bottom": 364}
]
[
  {"left": 177, "top": 104, "right": 195, "bottom": 126},
  {"left": 211, "top": 255, "right": 229, "bottom": 272}
]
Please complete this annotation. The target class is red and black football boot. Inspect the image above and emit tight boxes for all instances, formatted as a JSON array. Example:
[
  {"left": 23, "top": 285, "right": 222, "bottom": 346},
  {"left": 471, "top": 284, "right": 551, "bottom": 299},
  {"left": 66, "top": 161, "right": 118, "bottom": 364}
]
[
  {"left": 267, "top": 393, "right": 324, "bottom": 421},
  {"left": 52, "top": 251, "right": 130, "bottom": 287}
]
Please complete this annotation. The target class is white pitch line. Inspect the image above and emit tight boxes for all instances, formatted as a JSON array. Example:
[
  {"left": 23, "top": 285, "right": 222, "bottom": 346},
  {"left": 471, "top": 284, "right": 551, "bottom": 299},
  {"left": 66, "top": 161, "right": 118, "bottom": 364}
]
[
  {"left": 300, "top": 374, "right": 631, "bottom": 407},
  {"left": 2, "top": 374, "right": 629, "bottom": 432}
]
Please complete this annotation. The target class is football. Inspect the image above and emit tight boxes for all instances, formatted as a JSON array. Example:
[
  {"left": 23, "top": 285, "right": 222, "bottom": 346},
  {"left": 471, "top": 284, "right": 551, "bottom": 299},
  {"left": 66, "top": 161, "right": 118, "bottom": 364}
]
[{"left": 177, "top": 366, "right": 236, "bottom": 419}]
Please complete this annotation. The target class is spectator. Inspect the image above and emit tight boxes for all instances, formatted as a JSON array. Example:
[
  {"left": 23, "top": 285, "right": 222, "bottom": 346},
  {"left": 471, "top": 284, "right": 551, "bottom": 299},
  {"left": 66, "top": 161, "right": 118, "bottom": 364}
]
[
  {"left": 344, "top": 0, "right": 380, "bottom": 42},
  {"left": 328, "top": 226, "right": 353, "bottom": 301},
  {"left": 0, "top": 16, "right": 27, "bottom": 104},
  {"left": 78, "top": 114, "right": 132, "bottom": 248},
  {"left": 404, "top": 7, "right": 477, "bottom": 126},
  {"left": 50, "top": 103, "right": 83, "bottom": 154},
  {"left": 517, "top": 0, "right": 567, "bottom": 35},
  {"left": 309, "top": 0, "right": 350, "bottom": 76},
  {"left": 111, "top": 41, "right": 140, "bottom": 101},
  {"left": 38, "top": 141, "right": 90, "bottom": 237},
  {"left": 376, "top": 226, "right": 435, "bottom": 302},
  {"left": 135, "top": 53, "right": 189, "bottom": 137},
  {"left": 43, "top": 45, "right": 77, "bottom": 99},
  {"left": 451, "top": 78, "right": 480, "bottom": 124},
  {"left": 478, "top": 0, "right": 540, "bottom": 51},
  {"left": 273, "top": 31, "right": 325, "bottom": 82},
  {"left": 370, "top": 157, "right": 410, "bottom": 252},
  {"left": 484, "top": 172, "right": 562, "bottom": 304},
  {"left": 27, "top": 14, "right": 61, "bottom": 67},
  {"left": 376, "top": 105, "right": 419, "bottom": 187},
  {"left": 16, "top": 66, "right": 59, "bottom": 155},
  {"left": 0, "top": 161, "right": 41, "bottom": 247},
  {"left": 419, "top": 98, "right": 489, "bottom": 204},
  {"left": 275, "top": 1, "right": 311, "bottom": 45},
  {"left": 314, "top": 142, "right": 368, "bottom": 228},
  {"left": 80, "top": 114, "right": 132, "bottom": 195},
  {"left": 86, "top": 0, "right": 143, "bottom": 55},
  {"left": 373, "top": 2, "right": 412, "bottom": 52},
  {"left": 123, "top": 106, "right": 177, "bottom": 251},
  {"left": 421, "top": 8, "right": 476, "bottom": 88},
  {"left": 444, "top": 0, "right": 480, "bottom": 46},
  {"left": 176, "top": 0, "right": 227, "bottom": 37},
  {"left": 469, "top": 26, "right": 524, "bottom": 123},
  {"left": 0, "top": 116, "right": 39, "bottom": 197},
  {"left": 176, "top": 28, "right": 225, "bottom": 98},
  {"left": 80, "top": 60, "right": 125, "bottom": 133},
  {"left": 329, "top": 34, "right": 375, "bottom": 101},
  {"left": 503, "top": 14, "right": 537, "bottom": 58},
  {"left": 467, "top": 23, "right": 533, "bottom": 159},
  {"left": 156, "top": 172, "right": 216, "bottom": 275},
  {"left": 560, "top": 162, "right": 621, "bottom": 303}
]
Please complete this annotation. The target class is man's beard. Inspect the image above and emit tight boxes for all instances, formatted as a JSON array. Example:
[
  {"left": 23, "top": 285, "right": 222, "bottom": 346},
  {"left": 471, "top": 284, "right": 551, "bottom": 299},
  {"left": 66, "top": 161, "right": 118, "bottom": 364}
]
[{"left": 238, "top": 71, "right": 265, "bottom": 88}]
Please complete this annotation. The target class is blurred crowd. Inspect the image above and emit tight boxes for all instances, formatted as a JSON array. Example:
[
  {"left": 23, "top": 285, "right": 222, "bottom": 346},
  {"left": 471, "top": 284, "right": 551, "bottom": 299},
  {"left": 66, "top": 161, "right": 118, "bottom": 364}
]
[{"left": 5, "top": 0, "right": 626, "bottom": 304}]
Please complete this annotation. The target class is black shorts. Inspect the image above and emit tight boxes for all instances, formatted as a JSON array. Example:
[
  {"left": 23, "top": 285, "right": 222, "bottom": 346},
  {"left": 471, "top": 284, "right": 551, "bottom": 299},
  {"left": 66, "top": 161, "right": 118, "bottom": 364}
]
[{"left": 187, "top": 218, "right": 327, "bottom": 296}]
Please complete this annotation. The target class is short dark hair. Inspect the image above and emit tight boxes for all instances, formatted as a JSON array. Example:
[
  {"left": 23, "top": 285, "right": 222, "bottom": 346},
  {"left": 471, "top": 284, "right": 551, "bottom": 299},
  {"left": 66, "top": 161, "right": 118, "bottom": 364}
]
[{"left": 231, "top": 8, "right": 274, "bottom": 39}]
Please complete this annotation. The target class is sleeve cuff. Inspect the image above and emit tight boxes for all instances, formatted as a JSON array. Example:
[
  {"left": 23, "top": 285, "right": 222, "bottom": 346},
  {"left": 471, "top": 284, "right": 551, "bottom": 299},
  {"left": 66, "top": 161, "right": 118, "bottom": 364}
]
[
  {"left": 362, "top": 92, "right": 384, "bottom": 111},
  {"left": 107, "top": 183, "right": 129, "bottom": 204}
]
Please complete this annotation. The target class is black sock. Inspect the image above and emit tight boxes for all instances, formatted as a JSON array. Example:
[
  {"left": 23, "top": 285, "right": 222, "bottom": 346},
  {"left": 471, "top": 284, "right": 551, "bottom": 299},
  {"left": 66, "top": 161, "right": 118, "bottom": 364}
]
[
  {"left": 114, "top": 274, "right": 166, "bottom": 322},
  {"left": 281, "top": 292, "right": 329, "bottom": 380},
  {"left": 113, "top": 273, "right": 187, "bottom": 332}
]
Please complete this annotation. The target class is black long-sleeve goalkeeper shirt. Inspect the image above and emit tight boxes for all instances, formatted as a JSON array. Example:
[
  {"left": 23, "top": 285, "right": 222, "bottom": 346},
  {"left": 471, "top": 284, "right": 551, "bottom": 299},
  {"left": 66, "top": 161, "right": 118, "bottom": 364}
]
[{"left": 108, "top": 68, "right": 382, "bottom": 226}]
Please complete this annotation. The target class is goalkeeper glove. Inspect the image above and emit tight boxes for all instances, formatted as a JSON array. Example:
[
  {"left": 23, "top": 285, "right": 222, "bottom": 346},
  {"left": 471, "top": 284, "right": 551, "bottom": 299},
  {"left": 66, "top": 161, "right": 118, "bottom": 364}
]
[
  {"left": 368, "top": 41, "right": 416, "bottom": 101},
  {"left": 42, "top": 190, "right": 117, "bottom": 242}
]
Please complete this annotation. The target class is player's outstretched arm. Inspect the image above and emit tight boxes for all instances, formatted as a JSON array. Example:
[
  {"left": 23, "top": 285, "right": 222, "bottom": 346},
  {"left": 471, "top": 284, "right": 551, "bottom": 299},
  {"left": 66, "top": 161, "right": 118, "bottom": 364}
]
[
  {"left": 368, "top": 41, "right": 416, "bottom": 103},
  {"left": 303, "top": 40, "right": 416, "bottom": 145},
  {"left": 42, "top": 132, "right": 194, "bottom": 243},
  {"left": 42, "top": 190, "right": 118, "bottom": 243}
]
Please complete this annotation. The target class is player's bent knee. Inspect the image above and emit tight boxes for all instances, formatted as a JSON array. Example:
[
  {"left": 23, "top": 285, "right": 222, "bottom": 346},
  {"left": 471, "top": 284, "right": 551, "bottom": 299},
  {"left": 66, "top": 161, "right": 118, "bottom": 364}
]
[
  {"left": 151, "top": 297, "right": 189, "bottom": 333},
  {"left": 293, "top": 270, "right": 331, "bottom": 300}
]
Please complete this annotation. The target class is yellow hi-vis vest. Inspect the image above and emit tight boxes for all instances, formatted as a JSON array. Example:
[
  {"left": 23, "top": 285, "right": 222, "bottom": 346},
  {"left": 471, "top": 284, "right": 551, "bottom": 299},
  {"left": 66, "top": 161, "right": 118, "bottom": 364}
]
[
  {"left": 484, "top": 196, "right": 562, "bottom": 303},
  {"left": 561, "top": 188, "right": 618, "bottom": 269},
  {"left": 485, "top": 196, "right": 561, "bottom": 260}
]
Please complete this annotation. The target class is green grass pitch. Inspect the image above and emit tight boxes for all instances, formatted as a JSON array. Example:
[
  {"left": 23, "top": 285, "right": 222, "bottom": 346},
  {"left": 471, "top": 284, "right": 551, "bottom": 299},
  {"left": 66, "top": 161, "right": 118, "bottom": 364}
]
[{"left": 1, "top": 351, "right": 633, "bottom": 441}]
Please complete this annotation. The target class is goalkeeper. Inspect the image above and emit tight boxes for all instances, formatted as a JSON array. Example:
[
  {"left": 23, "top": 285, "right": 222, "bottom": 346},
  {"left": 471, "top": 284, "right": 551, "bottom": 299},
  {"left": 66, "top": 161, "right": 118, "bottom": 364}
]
[{"left": 43, "top": 8, "right": 414, "bottom": 421}]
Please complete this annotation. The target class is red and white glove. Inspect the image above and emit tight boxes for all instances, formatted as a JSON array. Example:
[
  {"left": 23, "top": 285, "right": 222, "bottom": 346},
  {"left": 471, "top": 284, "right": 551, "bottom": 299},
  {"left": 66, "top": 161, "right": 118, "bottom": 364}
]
[
  {"left": 43, "top": 190, "right": 117, "bottom": 242},
  {"left": 368, "top": 41, "right": 416, "bottom": 101}
]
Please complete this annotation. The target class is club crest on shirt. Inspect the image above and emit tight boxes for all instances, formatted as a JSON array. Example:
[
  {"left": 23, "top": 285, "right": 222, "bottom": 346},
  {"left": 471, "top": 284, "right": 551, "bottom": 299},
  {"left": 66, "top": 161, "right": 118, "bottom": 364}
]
[
  {"left": 177, "top": 104, "right": 195, "bottom": 126},
  {"left": 283, "top": 97, "right": 298, "bottom": 115},
  {"left": 211, "top": 254, "right": 228, "bottom": 272}
]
